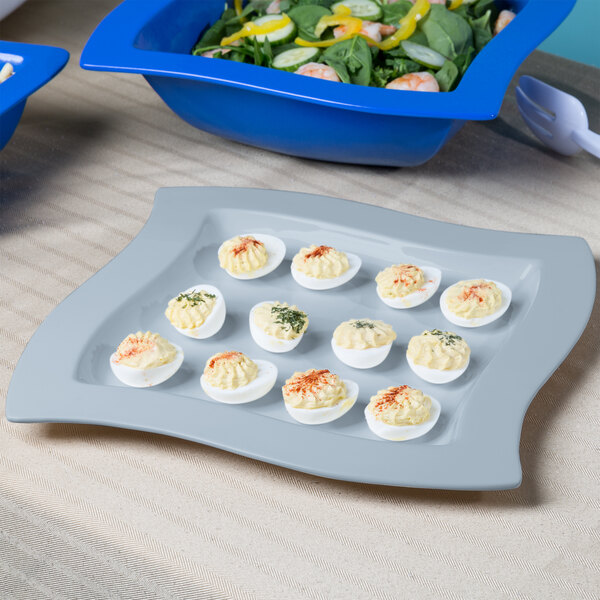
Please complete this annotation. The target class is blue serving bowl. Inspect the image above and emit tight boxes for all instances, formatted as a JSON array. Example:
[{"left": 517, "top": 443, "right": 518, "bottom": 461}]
[
  {"left": 0, "top": 41, "right": 69, "bottom": 151},
  {"left": 81, "top": 0, "right": 574, "bottom": 166}
]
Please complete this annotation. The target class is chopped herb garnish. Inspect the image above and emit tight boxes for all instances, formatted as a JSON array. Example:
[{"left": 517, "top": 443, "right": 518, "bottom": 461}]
[
  {"left": 176, "top": 290, "right": 216, "bottom": 308},
  {"left": 353, "top": 320, "right": 375, "bottom": 329},
  {"left": 271, "top": 304, "right": 306, "bottom": 334},
  {"left": 425, "top": 329, "right": 462, "bottom": 345}
]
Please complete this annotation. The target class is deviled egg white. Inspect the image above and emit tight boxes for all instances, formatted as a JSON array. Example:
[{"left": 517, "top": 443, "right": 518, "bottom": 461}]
[
  {"left": 440, "top": 279, "right": 512, "bottom": 328},
  {"left": 282, "top": 368, "right": 358, "bottom": 425},
  {"left": 200, "top": 351, "right": 277, "bottom": 404},
  {"left": 364, "top": 385, "right": 441, "bottom": 441},
  {"left": 375, "top": 263, "right": 441, "bottom": 309},
  {"left": 110, "top": 331, "right": 183, "bottom": 387},
  {"left": 291, "top": 244, "right": 361, "bottom": 290},
  {"left": 406, "top": 329, "right": 470, "bottom": 384},
  {"left": 165, "top": 284, "right": 225, "bottom": 339},
  {"left": 249, "top": 300, "right": 308, "bottom": 353},
  {"left": 218, "top": 233, "right": 286, "bottom": 280},
  {"left": 331, "top": 318, "right": 396, "bottom": 369}
]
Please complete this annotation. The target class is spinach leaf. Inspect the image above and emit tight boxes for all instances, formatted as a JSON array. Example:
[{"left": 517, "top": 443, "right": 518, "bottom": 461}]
[
  {"left": 322, "top": 35, "right": 372, "bottom": 86},
  {"left": 371, "top": 58, "right": 420, "bottom": 87},
  {"left": 249, "top": 0, "right": 273, "bottom": 14},
  {"left": 381, "top": 0, "right": 412, "bottom": 25},
  {"left": 472, "top": 0, "right": 498, "bottom": 20},
  {"left": 225, "top": 2, "right": 262, "bottom": 24},
  {"left": 435, "top": 59, "right": 458, "bottom": 92},
  {"left": 296, "top": 0, "right": 335, "bottom": 7},
  {"left": 453, "top": 46, "right": 474, "bottom": 75},
  {"left": 419, "top": 4, "right": 473, "bottom": 59},
  {"left": 272, "top": 42, "right": 302, "bottom": 55},
  {"left": 288, "top": 5, "right": 331, "bottom": 41},
  {"left": 249, "top": 37, "right": 273, "bottom": 67},
  {"left": 469, "top": 9, "right": 492, "bottom": 52},
  {"left": 406, "top": 29, "right": 428, "bottom": 47},
  {"left": 385, "top": 46, "right": 409, "bottom": 60},
  {"left": 193, "top": 8, "right": 236, "bottom": 50}
]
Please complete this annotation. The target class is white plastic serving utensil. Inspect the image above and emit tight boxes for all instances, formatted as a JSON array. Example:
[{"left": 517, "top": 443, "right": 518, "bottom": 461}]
[{"left": 516, "top": 75, "right": 600, "bottom": 158}]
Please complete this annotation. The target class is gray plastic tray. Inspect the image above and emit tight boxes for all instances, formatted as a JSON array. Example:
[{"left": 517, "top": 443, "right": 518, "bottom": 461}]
[{"left": 6, "top": 187, "right": 595, "bottom": 490}]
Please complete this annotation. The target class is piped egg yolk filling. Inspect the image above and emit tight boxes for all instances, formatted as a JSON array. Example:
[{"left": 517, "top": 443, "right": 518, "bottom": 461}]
[
  {"left": 407, "top": 329, "right": 470, "bottom": 370},
  {"left": 367, "top": 385, "right": 431, "bottom": 426},
  {"left": 333, "top": 319, "right": 396, "bottom": 349},
  {"left": 282, "top": 369, "right": 347, "bottom": 409},
  {"left": 203, "top": 351, "right": 258, "bottom": 389},
  {"left": 114, "top": 331, "right": 177, "bottom": 369},
  {"left": 253, "top": 301, "right": 308, "bottom": 340},
  {"left": 219, "top": 235, "right": 268, "bottom": 273},
  {"left": 376, "top": 264, "right": 425, "bottom": 298},
  {"left": 165, "top": 289, "right": 216, "bottom": 329},
  {"left": 292, "top": 245, "right": 349, "bottom": 279},
  {"left": 446, "top": 279, "right": 502, "bottom": 319}
]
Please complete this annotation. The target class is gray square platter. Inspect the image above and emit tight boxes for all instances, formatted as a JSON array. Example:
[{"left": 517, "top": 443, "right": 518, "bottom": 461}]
[{"left": 6, "top": 187, "right": 595, "bottom": 490}]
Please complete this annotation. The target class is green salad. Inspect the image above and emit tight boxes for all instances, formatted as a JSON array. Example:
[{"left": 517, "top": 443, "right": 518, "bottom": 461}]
[{"left": 192, "top": 0, "right": 513, "bottom": 92}]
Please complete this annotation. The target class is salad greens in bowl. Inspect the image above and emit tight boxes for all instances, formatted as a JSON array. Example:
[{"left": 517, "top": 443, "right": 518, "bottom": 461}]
[
  {"left": 80, "top": 0, "right": 575, "bottom": 166},
  {"left": 192, "top": 0, "right": 506, "bottom": 92}
]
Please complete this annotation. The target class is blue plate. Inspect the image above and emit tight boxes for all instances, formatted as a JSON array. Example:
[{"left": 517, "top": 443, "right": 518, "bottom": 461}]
[
  {"left": 5, "top": 188, "right": 595, "bottom": 490},
  {"left": 0, "top": 41, "right": 69, "bottom": 150},
  {"left": 80, "top": 0, "right": 575, "bottom": 166}
]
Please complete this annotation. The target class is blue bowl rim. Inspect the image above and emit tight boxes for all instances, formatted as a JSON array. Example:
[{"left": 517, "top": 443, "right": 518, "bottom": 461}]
[
  {"left": 0, "top": 41, "right": 69, "bottom": 114},
  {"left": 80, "top": 0, "right": 575, "bottom": 120}
]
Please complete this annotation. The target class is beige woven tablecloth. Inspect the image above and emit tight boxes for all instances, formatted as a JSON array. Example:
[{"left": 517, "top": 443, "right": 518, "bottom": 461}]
[{"left": 1, "top": 1, "right": 599, "bottom": 598}]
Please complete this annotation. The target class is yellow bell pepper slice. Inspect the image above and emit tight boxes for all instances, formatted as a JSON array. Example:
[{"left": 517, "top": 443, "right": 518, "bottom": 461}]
[
  {"left": 448, "top": 0, "right": 463, "bottom": 10},
  {"left": 220, "top": 14, "right": 292, "bottom": 46},
  {"left": 294, "top": 0, "right": 430, "bottom": 51},
  {"left": 295, "top": 4, "right": 362, "bottom": 48},
  {"left": 313, "top": 5, "right": 361, "bottom": 37},
  {"left": 373, "top": 0, "right": 430, "bottom": 51}
]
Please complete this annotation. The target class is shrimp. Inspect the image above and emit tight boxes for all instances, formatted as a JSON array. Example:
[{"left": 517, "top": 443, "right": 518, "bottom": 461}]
[
  {"left": 494, "top": 9, "right": 516, "bottom": 35},
  {"left": 295, "top": 62, "right": 341, "bottom": 82},
  {"left": 201, "top": 39, "right": 241, "bottom": 59},
  {"left": 333, "top": 21, "right": 396, "bottom": 43},
  {"left": 201, "top": 48, "right": 232, "bottom": 58},
  {"left": 266, "top": 0, "right": 281, "bottom": 15},
  {"left": 385, "top": 72, "right": 440, "bottom": 92}
]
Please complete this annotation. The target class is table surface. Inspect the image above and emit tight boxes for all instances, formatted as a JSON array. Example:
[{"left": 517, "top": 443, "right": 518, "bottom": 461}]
[{"left": 1, "top": 2, "right": 599, "bottom": 599}]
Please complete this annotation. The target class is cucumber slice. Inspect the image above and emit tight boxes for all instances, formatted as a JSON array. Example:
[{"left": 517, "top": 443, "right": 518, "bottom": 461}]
[
  {"left": 401, "top": 41, "right": 447, "bottom": 70},
  {"left": 331, "top": 0, "right": 382, "bottom": 21},
  {"left": 251, "top": 15, "right": 297, "bottom": 45},
  {"left": 272, "top": 47, "right": 320, "bottom": 71}
]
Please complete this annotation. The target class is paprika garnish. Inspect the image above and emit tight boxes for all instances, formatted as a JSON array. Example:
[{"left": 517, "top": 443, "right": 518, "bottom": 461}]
[
  {"left": 232, "top": 236, "right": 264, "bottom": 256},
  {"left": 283, "top": 369, "right": 333, "bottom": 397},
  {"left": 208, "top": 351, "right": 243, "bottom": 369},
  {"left": 373, "top": 385, "right": 410, "bottom": 412},
  {"left": 459, "top": 282, "right": 492, "bottom": 303},
  {"left": 303, "top": 245, "right": 333, "bottom": 261}
]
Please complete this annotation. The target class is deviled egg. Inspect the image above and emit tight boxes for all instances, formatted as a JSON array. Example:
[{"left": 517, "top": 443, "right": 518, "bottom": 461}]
[
  {"left": 291, "top": 244, "right": 361, "bottom": 290},
  {"left": 406, "top": 329, "right": 470, "bottom": 384},
  {"left": 331, "top": 318, "right": 396, "bottom": 369},
  {"left": 364, "top": 385, "right": 441, "bottom": 441},
  {"left": 165, "top": 284, "right": 225, "bottom": 339},
  {"left": 200, "top": 351, "right": 277, "bottom": 404},
  {"left": 250, "top": 300, "right": 308, "bottom": 353},
  {"left": 110, "top": 331, "right": 183, "bottom": 387},
  {"left": 218, "top": 234, "right": 286, "bottom": 280},
  {"left": 375, "top": 263, "right": 441, "bottom": 309},
  {"left": 440, "top": 278, "right": 512, "bottom": 328},
  {"left": 282, "top": 368, "right": 358, "bottom": 425}
]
